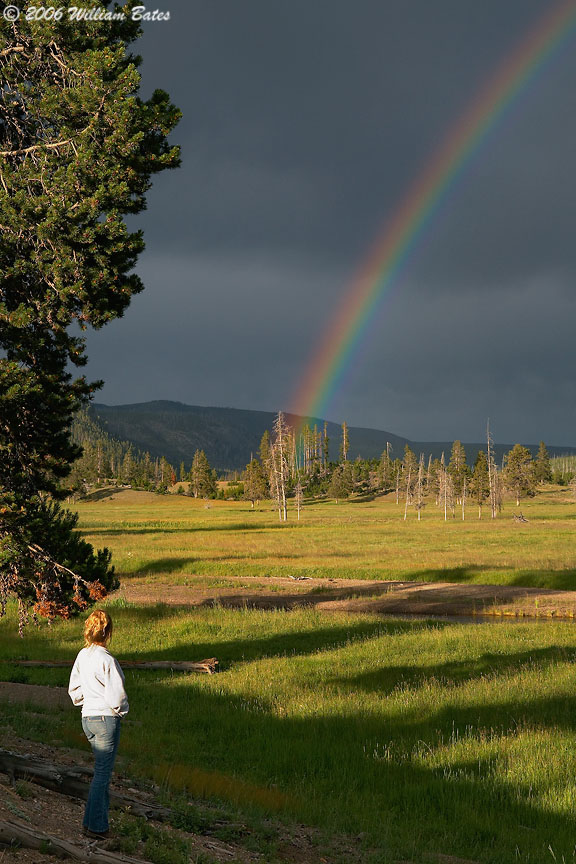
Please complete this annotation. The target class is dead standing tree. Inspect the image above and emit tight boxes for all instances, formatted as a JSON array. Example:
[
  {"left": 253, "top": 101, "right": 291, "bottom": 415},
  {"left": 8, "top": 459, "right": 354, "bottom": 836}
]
[
  {"left": 340, "top": 421, "right": 349, "bottom": 462},
  {"left": 415, "top": 454, "right": 426, "bottom": 521},
  {"left": 270, "top": 411, "right": 290, "bottom": 521},
  {"left": 437, "top": 454, "right": 455, "bottom": 521},
  {"left": 403, "top": 464, "right": 413, "bottom": 521},
  {"left": 294, "top": 478, "right": 304, "bottom": 521},
  {"left": 487, "top": 422, "right": 502, "bottom": 519}
]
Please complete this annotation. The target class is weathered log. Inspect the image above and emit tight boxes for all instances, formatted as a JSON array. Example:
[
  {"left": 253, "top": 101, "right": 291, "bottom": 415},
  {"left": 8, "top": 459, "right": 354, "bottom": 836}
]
[
  {"left": 0, "top": 749, "right": 171, "bottom": 821},
  {"left": 0, "top": 818, "right": 147, "bottom": 862},
  {"left": 12, "top": 658, "right": 219, "bottom": 673}
]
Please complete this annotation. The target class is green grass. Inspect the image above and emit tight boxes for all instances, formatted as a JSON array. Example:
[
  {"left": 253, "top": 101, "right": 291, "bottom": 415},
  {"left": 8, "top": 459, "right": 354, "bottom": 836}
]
[
  {"left": 4, "top": 488, "right": 576, "bottom": 862},
  {"left": 72, "top": 486, "right": 576, "bottom": 588},
  {"left": 3, "top": 602, "right": 576, "bottom": 863}
]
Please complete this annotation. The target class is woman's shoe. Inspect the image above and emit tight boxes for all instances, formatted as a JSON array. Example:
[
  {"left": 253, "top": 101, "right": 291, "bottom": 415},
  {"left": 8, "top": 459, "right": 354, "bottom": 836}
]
[{"left": 82, "top": 827, "right": 110, "bottom": 839}]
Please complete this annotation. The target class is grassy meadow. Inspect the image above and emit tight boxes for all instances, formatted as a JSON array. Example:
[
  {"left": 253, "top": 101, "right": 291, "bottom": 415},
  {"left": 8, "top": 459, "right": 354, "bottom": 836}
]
[
  {"left": 2, "top": 487, "right": 576, "bottom": 863},
  {"left": 74, "top": 485, "right": 576, "bottom": 588}
]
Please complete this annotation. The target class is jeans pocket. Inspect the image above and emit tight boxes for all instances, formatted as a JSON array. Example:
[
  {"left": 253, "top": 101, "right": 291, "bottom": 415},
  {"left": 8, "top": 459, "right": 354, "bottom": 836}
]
[{"left": 83, "top": 717, "right": 108, "bottom": 744}]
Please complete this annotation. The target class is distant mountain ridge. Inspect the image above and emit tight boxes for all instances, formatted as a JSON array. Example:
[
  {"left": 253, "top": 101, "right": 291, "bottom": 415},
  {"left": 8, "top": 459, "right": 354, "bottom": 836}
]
[{"left": 89, "top": 401, "right": 576, "bottom": 472}]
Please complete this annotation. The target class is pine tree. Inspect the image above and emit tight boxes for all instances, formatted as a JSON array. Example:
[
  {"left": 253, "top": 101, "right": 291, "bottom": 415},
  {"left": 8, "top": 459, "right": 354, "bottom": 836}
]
[
  {"left": 190, "top": 450, "right": 216, "bottom": 499},
  {"left": 328, "top": 462, "right": 354, "bottom": 502},
  {"left": 470, "top": 450, "right": 490, "bottom": 518},
  {"left": 402, "top": 445, "right": 418, "bottom": 507},
  {"left": 503, "top": 445, "right": 536, "bottom": 506},
  {"left": 243, "top": 458, "right": 268, "bottom": 508},
  {"left": 448, "top": 440, "right": 468, "bottom": 503},
  {"left": 121, "top": 449, "right": 135, "bottom": 485},
  {"left": 379, "top": 444, "right": 394, "bottom": 492},
  {"left": 534, "top": 441, "right": 552, "bottom": 483},
  {"left": 437, "top": 453, "right": 455, "bottom": 520},
  {"left": 258, "top": 430, "right": 271, "bottom": 469},
  {"left": 142, "top": 452, "right": 153, "bottom": 488},
  {"left": 429, "top": 458, "right": 443, "bottom": 504},
  {"left": 0, "top": 8, "right": 180, "bottom": 626}
]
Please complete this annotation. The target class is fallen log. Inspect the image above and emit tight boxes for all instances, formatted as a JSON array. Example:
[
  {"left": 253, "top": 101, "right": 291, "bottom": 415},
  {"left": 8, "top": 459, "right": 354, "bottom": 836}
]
[
  {"left": 0, "top": 818, "right": 146, "bottom": 863},
  {"left": 0, "top": 749, "right": 171, "bottom": 821},
  {"left": 11, "top": 658, "right": 219, "bottom": 674}
]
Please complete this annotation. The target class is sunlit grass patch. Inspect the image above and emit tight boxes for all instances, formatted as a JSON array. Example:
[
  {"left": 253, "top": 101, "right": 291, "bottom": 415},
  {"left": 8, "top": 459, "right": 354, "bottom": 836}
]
[{"left": 73, "top": 490, "right": 576, "bottom": 589}]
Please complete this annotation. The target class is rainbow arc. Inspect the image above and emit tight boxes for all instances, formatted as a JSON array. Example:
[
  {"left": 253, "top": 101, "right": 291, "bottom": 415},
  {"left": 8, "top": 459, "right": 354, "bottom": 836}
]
[{"left": 289, "top": 0, "right": 576, "bottom": 427}]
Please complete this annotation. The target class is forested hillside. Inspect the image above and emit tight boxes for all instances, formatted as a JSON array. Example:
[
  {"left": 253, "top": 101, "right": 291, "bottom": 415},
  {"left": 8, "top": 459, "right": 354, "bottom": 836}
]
[
  {"left": 69, "top": 409, "right": 176, "bottom": 492},
  {"left": 88, "top": 401, "right": 576, "bottom": 472},
  {"left": 90, "top": 401, "right": 411, "bottom": 471}
]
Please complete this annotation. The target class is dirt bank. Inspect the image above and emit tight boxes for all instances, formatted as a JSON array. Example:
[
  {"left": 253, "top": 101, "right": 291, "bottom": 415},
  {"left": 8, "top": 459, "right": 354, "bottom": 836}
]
[{"left": 116, "top": 575, "right": 576, "bottom": 620}]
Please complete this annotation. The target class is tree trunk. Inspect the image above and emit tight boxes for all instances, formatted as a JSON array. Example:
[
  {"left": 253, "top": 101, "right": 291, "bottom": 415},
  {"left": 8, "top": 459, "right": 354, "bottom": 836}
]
[
  {"left": 11, "top": 659, "right": 218, "bottom": 673},
  {"left": 403, "top": 467, "right": 411, "bottom": 521},
  {"left": 0, "top": 749, "right": 171, "bottom": 821},
  {"left": 0, "top": 819, "right": 146, "bottom": 863}
]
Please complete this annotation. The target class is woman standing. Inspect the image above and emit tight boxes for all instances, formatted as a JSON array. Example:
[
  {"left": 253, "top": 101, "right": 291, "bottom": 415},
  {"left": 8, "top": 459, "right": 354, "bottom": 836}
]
[{"left": 68, "top": 610, "right": 129, "bottom": 839}]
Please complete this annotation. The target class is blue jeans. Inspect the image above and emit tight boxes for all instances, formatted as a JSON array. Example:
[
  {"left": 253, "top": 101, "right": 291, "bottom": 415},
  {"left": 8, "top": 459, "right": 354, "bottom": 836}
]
[{"left": 82, "top": 715, "right": 121, "bottom": 833}]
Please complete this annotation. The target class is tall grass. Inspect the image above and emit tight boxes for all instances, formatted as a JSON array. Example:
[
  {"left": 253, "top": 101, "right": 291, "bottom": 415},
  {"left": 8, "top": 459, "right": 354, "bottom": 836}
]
[{"left": 3, "top": 602, "right": 576, "bottom": 863}]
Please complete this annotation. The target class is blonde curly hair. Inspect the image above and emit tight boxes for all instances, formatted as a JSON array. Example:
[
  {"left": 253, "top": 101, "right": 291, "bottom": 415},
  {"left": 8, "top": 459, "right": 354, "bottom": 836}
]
[{"left": 84, "top": 610, "right": 113, "bottom": 647}]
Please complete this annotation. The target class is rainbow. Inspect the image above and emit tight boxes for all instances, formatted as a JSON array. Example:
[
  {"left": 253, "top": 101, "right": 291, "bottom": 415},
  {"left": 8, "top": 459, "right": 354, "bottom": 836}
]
[{"left": 290, "top": 0, "right": 576, "bottom": 426}]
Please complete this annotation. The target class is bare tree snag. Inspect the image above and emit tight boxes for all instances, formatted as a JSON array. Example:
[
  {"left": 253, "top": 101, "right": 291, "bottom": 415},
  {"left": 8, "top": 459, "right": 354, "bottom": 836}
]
[
  {"left": 271, "top": 412, "right": 290, "bottom": 521},
  {"left": 0, "top": 749, "right": 171, "bottom": 821},
  {"left": 0, "top": 819, "right": 146, "bottom": 863}
]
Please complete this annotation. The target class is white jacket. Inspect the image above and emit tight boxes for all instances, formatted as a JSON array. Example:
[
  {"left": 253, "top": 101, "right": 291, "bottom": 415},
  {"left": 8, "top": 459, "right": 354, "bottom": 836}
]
[{"left": 68, "top": 645, "right": 129, "bottom": 718}]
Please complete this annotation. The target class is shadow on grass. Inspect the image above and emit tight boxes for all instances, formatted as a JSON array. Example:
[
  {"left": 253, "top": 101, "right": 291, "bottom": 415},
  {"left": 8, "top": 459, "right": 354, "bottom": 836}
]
[
  {"left": 412, "top": 565, "right": 510, "bottom": 582},
  {"left": 121, "top": 552, "right": 310, "bottom": 576},
  {"left": 115, "top": 564, "right": 576, "bottom": 593},
  {"left": 329, "top": 644, "right": 575, "bottom": 695},
  {"left": 0, "top": 612, "right": 446, "bottom": 670},
  {"left": 508, "top": 569, "right": 576, "bottom": 591},
  {"left": 77, "top": 487, "right": 119, "bottom": 503},
  {"left": 123, "top": 557, "right": 199, "bottom": 575},
  {"left": 192, "top": 581, "right": 414, "bottom": 612},
  {"left": 117, "top": 614, "right": 444, "bottom": 669},
  {"left": 4, "top": 607, "right": 576, "bottom": 860},
  {"left": 403, "top": 565, "right": 576, "bottom": 592},
  {"left": 124, "top": 672, "right": 576, "bottom": 864},
  {"left": 85, "top": 523, "right": 289, "bottom": 537}
]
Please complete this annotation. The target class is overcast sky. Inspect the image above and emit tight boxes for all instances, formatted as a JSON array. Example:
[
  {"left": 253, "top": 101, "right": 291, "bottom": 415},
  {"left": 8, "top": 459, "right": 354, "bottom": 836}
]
[{"left": 84, "top": 0, "right": 576, "bottom": 445}]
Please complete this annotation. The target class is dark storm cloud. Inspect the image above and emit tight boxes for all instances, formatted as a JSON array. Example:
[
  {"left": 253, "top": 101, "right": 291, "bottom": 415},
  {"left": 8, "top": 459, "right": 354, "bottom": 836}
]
[
  {"left": 333, "top": 271, "right": 576, "bottom": 444},
  {"left": 85, "top": 0, "right": 576, "bottom": 445},
  {"left": 85, "top": 250, "right": 340, "bottom": 406}
]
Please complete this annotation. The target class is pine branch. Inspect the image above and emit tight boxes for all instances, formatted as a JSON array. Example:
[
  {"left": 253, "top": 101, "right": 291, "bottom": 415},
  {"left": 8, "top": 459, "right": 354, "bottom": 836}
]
[
  {"left": 27, "top": 543, "right": 80, "bottom": 581},
  {"left": 0, "top": 93, "right": 108, "bottom": 157},
  {"left": 0, "top": 46, "right": 26, "bottom": 57}
]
